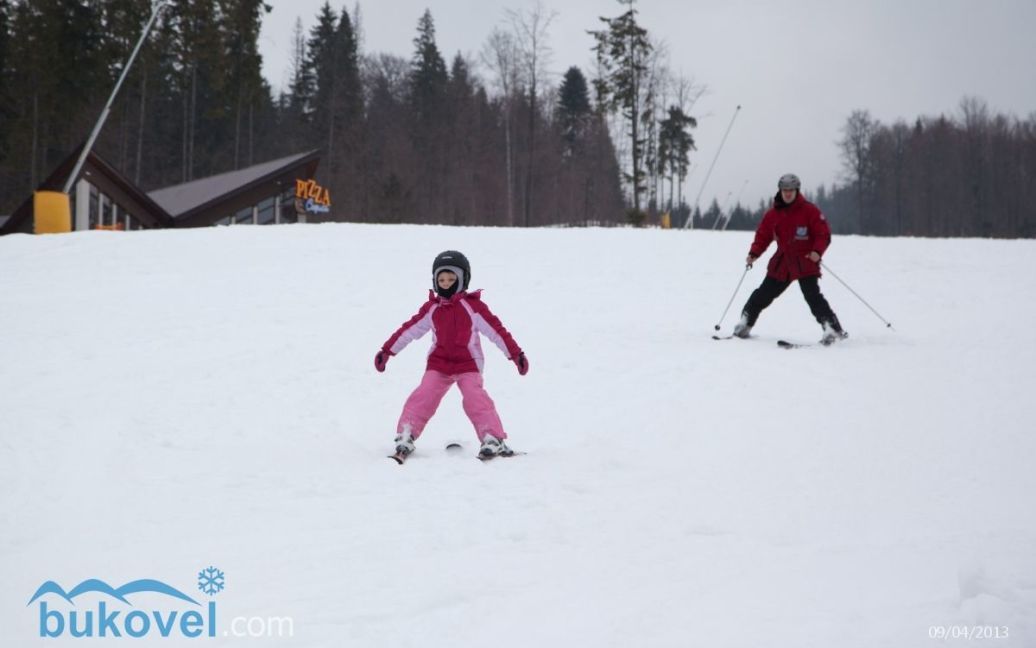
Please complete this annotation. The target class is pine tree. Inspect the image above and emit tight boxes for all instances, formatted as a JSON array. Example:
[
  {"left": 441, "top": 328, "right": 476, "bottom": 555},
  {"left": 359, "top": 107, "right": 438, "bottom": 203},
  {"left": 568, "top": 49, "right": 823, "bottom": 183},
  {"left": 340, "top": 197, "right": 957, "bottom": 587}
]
[
  {"left": 588, "top": 0, "right": 651, "bottom": 211},
  {"left": 409, "top": 9, "right": 447, "bottom": 128},
  {"left": 166, "top": 0, "right": 227, "bottom": 181},
  {"left": 97, "top": 0, "right": 153, "bottom": 178},
  {"left": 657, "top": 105, "right": 696, "bottom": 212},
  {"left": 306, "top": 3, "right": 338, "bottom": 158},
  {"left": 219, "top": 0, "right": 270, "bottom": 169},
  {"left": 331, "top": 7, "right": 363, "bottom": 218},
  {"left": 557, "top": 66, "right": 591, "bottom": 154},
  {"left": 445, "top": 52, "right": 477, "bottom": 224},
  {"left": 408, "top": 9, "right": 447, "bottom": 223},
  {"left": 364, "top": 53, "right": 415, "bottom": 224},
  {"left": 6, "top": 0, "right": 106, "bottom": 187},
  {"left": 143, "top": 8, "right": 186, "bottom": 187},
  {"left": 288, "top": 17, "right": 310, "bottom": 112}
]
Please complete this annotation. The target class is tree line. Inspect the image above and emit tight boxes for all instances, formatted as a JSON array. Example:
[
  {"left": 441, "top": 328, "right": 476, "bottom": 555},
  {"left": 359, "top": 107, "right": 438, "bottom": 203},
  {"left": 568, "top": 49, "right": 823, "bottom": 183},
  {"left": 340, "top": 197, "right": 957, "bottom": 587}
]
[
  {"left": 2, "top": 0, "right": 683, "bottom": 226},
  {"left": 0, "top": 0, "right": 274, "bottom": 202},
  {"left": 5, "top": 3, "right": 1031, "bottom": 237},
  {"left": 703, "top": 99, "right": 1036, "bottom": 238}
]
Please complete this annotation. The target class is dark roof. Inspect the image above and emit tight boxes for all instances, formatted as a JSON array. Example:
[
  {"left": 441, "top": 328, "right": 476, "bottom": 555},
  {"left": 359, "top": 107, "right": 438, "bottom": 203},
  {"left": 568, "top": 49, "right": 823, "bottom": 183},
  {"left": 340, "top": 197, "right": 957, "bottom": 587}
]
[
  {"left": 149, "top": 151, "right": 320, "bottom": 219},
  {"left": 1, "top": 146, "right": 322, "bottom": 235},
  {"left": 0, "top": 144, "right": 173, "bottom": 235}
]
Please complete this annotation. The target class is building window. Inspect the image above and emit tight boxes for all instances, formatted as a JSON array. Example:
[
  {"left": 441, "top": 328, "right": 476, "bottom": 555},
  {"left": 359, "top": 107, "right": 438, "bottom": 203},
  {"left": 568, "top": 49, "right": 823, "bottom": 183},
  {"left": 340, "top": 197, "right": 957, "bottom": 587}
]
[
  {"left": 234, "top": 206, "right": 253, "bottom": 225},
  {"left": 279, "top": 189, "right": 298, "bottom": 224},
  {"left": 215, "top": 216, "right": 231, "bottom": 226},
  {"left": 89, "top": 186, "right": 99, "bottom": 229},
  {"left": 101, "top": 193, "right": 112, "bottom": 227},
  {"left": 257, "top": 196, "right": 275, "bottom": 225}
]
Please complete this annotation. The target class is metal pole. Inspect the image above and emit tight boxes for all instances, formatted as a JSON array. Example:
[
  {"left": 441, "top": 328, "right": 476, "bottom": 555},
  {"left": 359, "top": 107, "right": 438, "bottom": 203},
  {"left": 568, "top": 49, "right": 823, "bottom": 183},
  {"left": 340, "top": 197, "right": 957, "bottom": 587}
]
[
  {"left": 721, "top": 179, "right": 749, "bottom": 231},
  {"left": 821, "top": 261, "right": 894, "bottom": 329},
  {"left": 711, "top": 191, "right": 732, "bottom": 230},
  {"left": 685, "top": 104, "right": 741, "bottom": 229},
  {"left": 713, "top": 263, "right": 751, "bottom": 331},
  {"left": 63, "top": 1, "right": 167, "bottom": 194}
]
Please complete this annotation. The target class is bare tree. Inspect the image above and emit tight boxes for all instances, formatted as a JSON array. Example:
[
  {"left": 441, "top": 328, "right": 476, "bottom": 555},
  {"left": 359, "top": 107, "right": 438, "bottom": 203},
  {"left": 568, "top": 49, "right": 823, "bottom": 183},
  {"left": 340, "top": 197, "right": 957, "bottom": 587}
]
[
  {"left": 839, "top": 109, "right": 879, "bottom": 232},
  {"left": 959, "top": 96, "right": 991, "bottom": 233},
  {"left": 481, "top": 27, "right": 520, "bottom": 226},
  {"left": 672, "top": 73, "right": 704, "bottom": 211},
  {"left": 506, "top": 1, "right": 556, "bottom": 227},
  {"left": 641, "top": 37, "right": 669, "bottom": 217}
]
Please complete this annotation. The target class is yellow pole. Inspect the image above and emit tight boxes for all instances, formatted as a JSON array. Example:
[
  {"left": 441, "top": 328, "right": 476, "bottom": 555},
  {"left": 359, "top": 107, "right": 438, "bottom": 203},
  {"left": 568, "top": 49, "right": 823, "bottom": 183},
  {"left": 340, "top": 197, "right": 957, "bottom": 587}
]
[{"left": 33, "top": 191, "right": 72, "bottom": 234}]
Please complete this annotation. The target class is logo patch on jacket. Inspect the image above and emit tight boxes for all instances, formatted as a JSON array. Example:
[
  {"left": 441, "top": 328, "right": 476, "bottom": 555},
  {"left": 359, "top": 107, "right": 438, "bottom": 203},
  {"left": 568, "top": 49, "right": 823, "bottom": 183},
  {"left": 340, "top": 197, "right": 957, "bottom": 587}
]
[{"left": 795, "top": 226, "right": 809, "bottom": 240}]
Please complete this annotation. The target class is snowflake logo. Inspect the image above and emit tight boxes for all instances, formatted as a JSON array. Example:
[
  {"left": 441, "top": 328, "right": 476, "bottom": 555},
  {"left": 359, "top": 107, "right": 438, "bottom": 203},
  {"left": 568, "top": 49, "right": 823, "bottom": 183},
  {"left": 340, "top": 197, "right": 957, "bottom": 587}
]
[{"left": 197, "top": 566, "right": 225, "bottom": 596}]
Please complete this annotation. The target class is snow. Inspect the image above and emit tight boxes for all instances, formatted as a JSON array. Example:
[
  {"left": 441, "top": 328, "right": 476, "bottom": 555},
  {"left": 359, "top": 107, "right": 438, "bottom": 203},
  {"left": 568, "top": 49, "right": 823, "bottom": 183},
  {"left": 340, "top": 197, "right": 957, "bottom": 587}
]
[{"left": 2, "top": 223, "right": 1035, "bottom": 647}]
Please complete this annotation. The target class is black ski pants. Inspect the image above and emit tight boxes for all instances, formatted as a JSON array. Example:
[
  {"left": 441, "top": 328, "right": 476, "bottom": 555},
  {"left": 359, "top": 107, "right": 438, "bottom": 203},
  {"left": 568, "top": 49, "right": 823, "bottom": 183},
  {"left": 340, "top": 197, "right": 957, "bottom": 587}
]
[{"left": 742, "top": 275, "right": 838, "bottom": 327}]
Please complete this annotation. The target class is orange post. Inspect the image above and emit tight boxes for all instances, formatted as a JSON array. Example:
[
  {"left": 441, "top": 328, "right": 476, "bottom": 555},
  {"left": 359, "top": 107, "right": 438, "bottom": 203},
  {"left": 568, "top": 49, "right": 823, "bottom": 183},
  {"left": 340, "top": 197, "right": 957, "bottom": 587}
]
[{"left": 34, "top": 191, "right": 72, "bottom": 234}]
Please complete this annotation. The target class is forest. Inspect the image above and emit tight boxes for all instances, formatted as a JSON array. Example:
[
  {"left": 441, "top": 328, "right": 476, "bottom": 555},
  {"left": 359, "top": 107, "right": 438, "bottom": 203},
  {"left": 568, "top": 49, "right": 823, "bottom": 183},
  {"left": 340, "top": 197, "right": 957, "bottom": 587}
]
[
  {"left": 0, "top": 0, "right": 672, "bottom": 227},
  {"left": 1, "top": 1, "right": 1033, "bottom": 237}
]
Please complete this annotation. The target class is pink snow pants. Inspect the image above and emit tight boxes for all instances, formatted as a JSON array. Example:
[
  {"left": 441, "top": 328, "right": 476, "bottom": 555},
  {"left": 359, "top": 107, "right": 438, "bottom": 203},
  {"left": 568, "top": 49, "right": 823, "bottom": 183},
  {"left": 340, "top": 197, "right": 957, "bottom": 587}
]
[{"left": 396, "top": 370, "right": 507, "bottom": 441}]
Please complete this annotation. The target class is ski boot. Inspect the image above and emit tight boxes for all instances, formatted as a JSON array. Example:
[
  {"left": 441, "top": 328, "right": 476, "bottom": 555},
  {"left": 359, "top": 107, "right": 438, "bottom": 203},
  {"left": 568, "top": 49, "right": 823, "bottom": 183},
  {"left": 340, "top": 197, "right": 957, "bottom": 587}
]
[
  {"left": 393, "top": 431, "right": 415, "bottom": 459},
  {"left": 732, "top": 312, "right": 753, "bottom": 339},
  {"left": 478, "top": 434, "right": 514, "bottom": 459},
  {"left": 820, "top": 318, "right": 849, "bottom": 346}
]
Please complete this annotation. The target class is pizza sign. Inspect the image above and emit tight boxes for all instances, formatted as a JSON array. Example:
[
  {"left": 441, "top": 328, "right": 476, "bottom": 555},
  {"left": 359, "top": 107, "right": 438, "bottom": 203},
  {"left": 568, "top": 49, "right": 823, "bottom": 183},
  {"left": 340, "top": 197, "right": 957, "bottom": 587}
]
[{"left": 295, "top": 179, "right": 331, "bottom": 215}]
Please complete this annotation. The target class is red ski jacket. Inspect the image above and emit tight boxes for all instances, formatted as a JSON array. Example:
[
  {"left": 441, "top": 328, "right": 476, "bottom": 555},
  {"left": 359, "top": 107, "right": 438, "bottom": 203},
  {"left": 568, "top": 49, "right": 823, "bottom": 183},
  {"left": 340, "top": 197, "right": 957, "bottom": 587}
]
[
  {"left": 381, "top": 290, "right": 522, "bottom": 375},
  {"left": 749, "top": 192, "right": 831, "bottom": 281}
]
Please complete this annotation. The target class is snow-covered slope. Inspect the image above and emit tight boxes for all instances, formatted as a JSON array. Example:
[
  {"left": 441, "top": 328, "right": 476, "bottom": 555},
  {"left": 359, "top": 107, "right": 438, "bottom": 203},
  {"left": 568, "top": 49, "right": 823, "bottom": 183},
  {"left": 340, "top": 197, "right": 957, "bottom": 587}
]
[{"left": 2, "top": 224, "right": 1034, "bottom": 647}]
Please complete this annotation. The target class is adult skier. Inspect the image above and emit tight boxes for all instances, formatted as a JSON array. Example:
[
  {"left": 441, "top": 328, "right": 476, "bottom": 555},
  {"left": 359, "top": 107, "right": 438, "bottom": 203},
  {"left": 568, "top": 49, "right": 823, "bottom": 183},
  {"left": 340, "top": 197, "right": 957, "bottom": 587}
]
[{"left": 733, "top": 173, "right": 848, "bottom": 344}]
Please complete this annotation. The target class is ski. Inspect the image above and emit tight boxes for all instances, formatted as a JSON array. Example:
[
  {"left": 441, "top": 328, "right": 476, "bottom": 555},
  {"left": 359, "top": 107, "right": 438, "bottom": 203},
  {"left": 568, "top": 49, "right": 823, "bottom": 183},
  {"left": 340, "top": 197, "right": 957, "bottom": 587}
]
[
  {"left": 779, "top": 336, "right": 847, "bottom": 348},
  {"left": 712, "top": 335, "right": 734, "bottom": 340},
  {"left": 778, "top": 339, "right": 840, "bottom": 348},
  {"left": 477, "top": 450, "right": 525, "bottom": 462},
  {"left": 390, "top": 443, "right": 524, "bottom": 463}
]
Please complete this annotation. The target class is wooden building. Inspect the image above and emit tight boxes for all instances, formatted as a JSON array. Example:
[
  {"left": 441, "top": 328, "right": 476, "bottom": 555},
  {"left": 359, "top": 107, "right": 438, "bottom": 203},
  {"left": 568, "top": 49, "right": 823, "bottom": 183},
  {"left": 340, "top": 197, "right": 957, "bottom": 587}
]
[{"left": 0, "top": 147, "right": 323, "bottom": 235}]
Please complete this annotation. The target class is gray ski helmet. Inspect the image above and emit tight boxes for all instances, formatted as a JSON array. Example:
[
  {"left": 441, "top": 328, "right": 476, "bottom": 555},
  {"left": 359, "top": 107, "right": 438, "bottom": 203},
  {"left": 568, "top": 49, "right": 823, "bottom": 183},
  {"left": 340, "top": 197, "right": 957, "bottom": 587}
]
[
  {"left": 432, "top": 250, "right": 471, "bottom": 290},
  {"left": 778, "top": 173, "right": 801, "bottom": 190}
]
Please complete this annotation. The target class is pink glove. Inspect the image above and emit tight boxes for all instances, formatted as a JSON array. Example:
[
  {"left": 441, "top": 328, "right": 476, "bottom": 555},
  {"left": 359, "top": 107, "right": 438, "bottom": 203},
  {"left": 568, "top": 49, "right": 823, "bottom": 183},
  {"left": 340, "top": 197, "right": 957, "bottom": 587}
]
[
  {"left": 513, "top": 352, "right": 529, "bottom": 376},
  {"left": 374, "top": 349, "right": 393, "bottom": 372}
]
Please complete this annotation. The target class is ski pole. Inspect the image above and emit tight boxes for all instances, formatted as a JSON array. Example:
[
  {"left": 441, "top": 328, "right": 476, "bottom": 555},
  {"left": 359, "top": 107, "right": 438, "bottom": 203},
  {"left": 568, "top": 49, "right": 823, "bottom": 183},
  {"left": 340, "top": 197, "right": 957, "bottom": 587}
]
[
  {"left": 714, "top": 263, "right": 751, "bottom": 331},
  {"left": 820, "top": 261, "right": 894, "bottom": 329}
]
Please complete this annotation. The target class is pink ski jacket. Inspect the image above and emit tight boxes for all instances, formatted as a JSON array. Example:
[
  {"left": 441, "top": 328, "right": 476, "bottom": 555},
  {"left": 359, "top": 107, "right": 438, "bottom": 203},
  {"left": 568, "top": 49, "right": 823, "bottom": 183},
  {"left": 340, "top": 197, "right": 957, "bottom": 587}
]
[{"left": 381, "top": 290, "right": 523, "bottom": 375}]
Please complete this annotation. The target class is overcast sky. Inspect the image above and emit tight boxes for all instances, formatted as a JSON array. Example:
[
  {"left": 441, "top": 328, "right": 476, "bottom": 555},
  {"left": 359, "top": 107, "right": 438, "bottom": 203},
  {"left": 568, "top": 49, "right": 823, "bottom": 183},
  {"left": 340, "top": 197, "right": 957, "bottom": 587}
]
[{"left": 257, "top": 0, "right": 1036, "bottom": 211}]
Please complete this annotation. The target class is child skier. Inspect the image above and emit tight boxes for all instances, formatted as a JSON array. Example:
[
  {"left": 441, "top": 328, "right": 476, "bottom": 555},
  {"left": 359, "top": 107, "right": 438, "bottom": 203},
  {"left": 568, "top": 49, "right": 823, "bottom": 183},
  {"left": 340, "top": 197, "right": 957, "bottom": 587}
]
[{"left": 374, "top": 250, "right": 528, "bottom": 461}]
